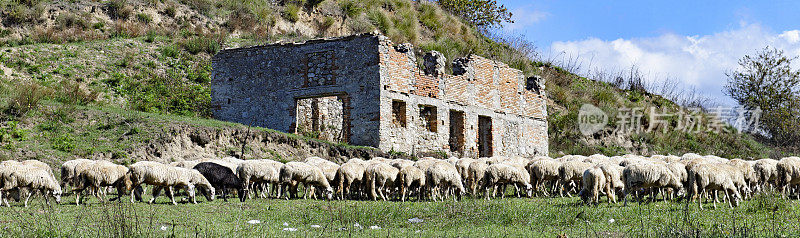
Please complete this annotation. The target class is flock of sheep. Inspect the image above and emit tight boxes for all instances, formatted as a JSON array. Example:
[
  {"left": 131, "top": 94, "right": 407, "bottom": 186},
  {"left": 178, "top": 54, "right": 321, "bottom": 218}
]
[{"left": 1, "top": 153, "right": 799, "bottom": 209}]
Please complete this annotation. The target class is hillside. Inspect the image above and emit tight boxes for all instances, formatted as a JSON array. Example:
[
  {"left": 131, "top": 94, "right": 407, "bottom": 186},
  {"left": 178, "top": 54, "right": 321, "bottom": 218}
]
[{"left": 0, "top": 0, "right": 790, "bottom": 164}]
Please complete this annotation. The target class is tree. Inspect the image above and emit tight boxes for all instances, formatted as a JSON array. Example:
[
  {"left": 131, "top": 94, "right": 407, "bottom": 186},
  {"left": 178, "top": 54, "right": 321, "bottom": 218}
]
[
  {"left": 437, "top": 0, "right": 513, "bottom": 29},
  {"left": 725, "top": 46, "right": 800, "bottom": 145}
]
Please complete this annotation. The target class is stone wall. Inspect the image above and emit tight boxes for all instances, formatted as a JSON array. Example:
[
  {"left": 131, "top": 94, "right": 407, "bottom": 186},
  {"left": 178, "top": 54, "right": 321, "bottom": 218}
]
[
  {"left": 212, "top": 34, "right": 548, "bottom": 158},
  {"left": 211, "top": 34, "right": 382, "bottom": 147},
  {"left": 376, "top": 36, "right": 548, "bottom": 157}
]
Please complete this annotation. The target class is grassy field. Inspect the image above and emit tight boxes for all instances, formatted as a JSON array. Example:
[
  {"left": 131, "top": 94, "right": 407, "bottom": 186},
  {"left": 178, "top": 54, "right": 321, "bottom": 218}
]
[{"left": 1, "top": 191, "right": 799, "bottom": 237}]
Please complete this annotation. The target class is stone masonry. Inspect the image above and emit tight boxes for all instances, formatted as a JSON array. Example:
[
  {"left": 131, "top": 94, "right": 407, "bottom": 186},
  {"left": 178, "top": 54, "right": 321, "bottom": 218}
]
[{"left": 211, "top": 33, "right": 548, "bottom": 158}]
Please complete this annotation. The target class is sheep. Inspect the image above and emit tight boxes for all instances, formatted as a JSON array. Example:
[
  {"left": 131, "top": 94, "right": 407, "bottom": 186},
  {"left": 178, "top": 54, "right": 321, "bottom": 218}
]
[
  {"left": 727, "top": 159, "right": 757, "bottom": 198},
  {"left": 483, "top": 163, "right": 532, "bottom": 200},
  {"left": 364, "top": 162, "right": 399, "bottom": 201},
  {"left": 621, "top": 162, "right": 683, "bottom": 206},
  {"left": 466, "top": 160, "right": 489, "bottom": 196},
  {"left": 389, "top": 159, "right": 415, "bottom": 170},
  {"left": 203, "top": 159, "right": 240, "bottom": 176},
  {"left": 776, "top": 157, "right": 800, "bottom": 198},
  {"left": 664, "top": 162, "right": 688, "bottom": 200},
  {"left": 598, "top": 163, "right": 624, "bottom": 203},
  {"left": 170, "top": 160, "right": 202, "bottom": 169},
  {"left": 455, "top": 158, "right": 476, "bottom": 183},
  {"left": 528, "top": 159, "right": 561, "bottom": 196},
  {"left": 579, "top": 166, "right": 607, "bottom": 205},
  {"left": 332, "top": 161, "right": 366, "bottom": 200},
  {"left": 1, "top": 165, "right": 61, "bottom": 207},
  {"left": 397, "top": 165, "right": 425, "bottom": 202},
  {"left": 277, "top": 162, "right": 333, "bottom": 200},
  {"left": 414, "top": 159, "right": 441, "bottom": 172},
  {"left": 237, "top": 159, "right": 282, "bottom": 200},
  {"left": 128, "top": 161, "right": 215, "bottom": 205},
  {"left": 557, "top": 161, "right": 593, "bottom": 197},
  {"left": 304, "top": 157, "right": 340, "bottom": 184},
  {"left": 425, "top": 161, "right": 464, "bottom": 201},
  {"left": 194, "top": 162, "right": 244, "bottom": 202},
  {"left": 60, "top": 159, "right": 94, "bottom": 192},
  {"left": 753, "top": 159, "right": 779, "bottom": 193},
  {"left": 73, "top": 161, "right": 132, "bottom": 205},
  {"left": 688, "top": 163, "right": 744, "bottom": 209}
]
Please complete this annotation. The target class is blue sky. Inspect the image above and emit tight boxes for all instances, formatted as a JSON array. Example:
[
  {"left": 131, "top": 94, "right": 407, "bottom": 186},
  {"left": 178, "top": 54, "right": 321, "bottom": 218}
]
[{"left": 498, "top": 0, "right": 800, "bottom": 106}]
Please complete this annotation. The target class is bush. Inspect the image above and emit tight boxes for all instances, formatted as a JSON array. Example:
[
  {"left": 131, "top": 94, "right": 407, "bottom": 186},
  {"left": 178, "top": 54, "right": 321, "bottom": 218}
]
[
  {"left": 7, "top": 82, "right": 48, "bottom": 117},
  {"left": 136, "top": 13, "right": 152, "bottom": 24},
  {"left": 0, "top": 121, "right": 27, "bottom": 143},
  {"left": 56, "top": 13, "right": 90, "bottom": 30},
  {"left": 339, "top": 0, "right": 363, "bottom": 18},
  {"left": 56, "top": 80, "right": 98, "bottom": 106},
  {"left": 51, "top": 133, "right": 75, "bottom": 152},
  {"left": 164, "top": 6, "right": 176, "bottom": 17},
  {"left": 282, "top": 4, "right": 300, "bottom": 22},
  {"left": 106, "top": 0, "right": 132, "bottom": 20},
  {"left": 367, "top": 9, "right": 391, "bottom": 33},
  {"left": 6, "top": 3, "right": 44, "bottom": 24},
  {"left": 159, "top": 44, "right": 180, "bottom": 58},
  {"left": 126, "top": 73, "right": 212, "bottom": 117},
  {"left": 110, "top": 20, "right": 145, "bottom": 38},
  {"left": 347, "top": 16, "right": 374, "bottom": 33},
  {"left": 181, "top": 0, "right": 213, "bottom": 15},
  {"left": 181, "top": 36, "right": 221, "bottom": 55}
]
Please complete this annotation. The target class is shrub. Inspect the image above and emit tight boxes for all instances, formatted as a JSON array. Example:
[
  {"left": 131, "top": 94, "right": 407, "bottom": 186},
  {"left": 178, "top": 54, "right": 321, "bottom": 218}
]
[
  {"left": 282, "top": 4, "right": 300, "bottom": 22},
  {"left": 125, "top": 73, "right": 212, "bottom": 117},
  {"left": 136, "top": 13, "right": 152, "bottom": 24},
  {"left": 0, "top": 121, "right": 27, "bottom": 143},
  {"left": 51, "top": 133, "right": 76, "bottom": 152},
  {"left": 181, "top": 36, "right": 221, "bottom": 55},
  {"left": 339, "top": 0, "right": 363, "bottom": 18},
  {"left": 347, "top": 16, "right": 374, "bottom": 33},
  {"left": 164, "top": 6, "right": 177, "bottom": 17},
  {"left": 180, "top": 0, "right": 213, "bottom": 15},
  {"left": 106, "top": 0, "right": 132, "bottom": 20},
  {"left": 6, "top": 3, "right": 44, "bottom": 24},
  {"left": 159, "top": 44, "right": 180, "bottom": 58},
  {"left": 366, "top": 9, "right": 391, "bottom": 33},
  {"left": 8, "top": 82, "right": 48, "bottom": 117},
  {"left": 56, "top": 13, "right": 90, "bottom": 30},
  {"left": 110, "top": 20, "right": 145, "bottom": 38},
  {"left": 56, "top": 80, "right": 98, "bottom": 106},
  {"left": 226, "top": 7, "right": 257, "bottom": 31},
  {"left": 144, "top": 30, "right": 157, "bottom": 43}
]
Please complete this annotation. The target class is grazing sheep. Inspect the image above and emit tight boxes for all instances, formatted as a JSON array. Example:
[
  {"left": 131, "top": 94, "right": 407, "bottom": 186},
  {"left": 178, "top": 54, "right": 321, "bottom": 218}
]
[
  {"left": 333, "top": 161, "right": 366, "bottom": 200},
  {"left": 389, "top": 159, "right": 415, "bottom": 170},
  {"left": 753, "top": 159, "right": 779, "bottom": 193},
  {"left": 364, "top": 162, "right": 399, "bottom": 201},
  {"left": 528, "top": 159, "right": 562, "bottom": 196},
  {"left": 455, "top": 158, "right": 476, "bottom": 182},
  {"left": 483, "top": 163, "right": 532, "bottom": 200},
  {"left": 278, "top": 162, "right": 333, "bottom": 200},
  {"left": 598, "top": 164, "right": 624, "bottom": 203},
  {"left": 2, "top": 165, "right": 62, "bottom": 207},
  {"left": 727, "top": 159, "right": 757, "bottom": 198},
  {"left": 203, "top": 160, "right": 240, "bottom": 176},
  {"left": 74, "top": 161, "right": 132, "bottom": 205},
  {"left": 128, "top": 161, "right": 215, "bottom": 205},
  {"left": 304, "top": 157, "right": 340, "bottom": 184},
  {"left": 237, "top": 159, "right": 282, "bottom": 200},
  {"left": 777, "top": 157, "right": 800, "bottom": 198},
  {"left": 579, "top": 167, "right": 607, "bottom": 205},
  {"left": 425, "top": 161, "right": 464, "bottom": 201},
  {"left": 60, "top": 159, "right": 94, "bottom": 192},
  {"left": 688, "top": 163, "right": 744, "bottom": 209},
  {"left": 170, "top": 160, "right": 202, "bottom": 169},
  {"left": 466, "top": 160, "right": 489, "bottom": 196},
  {"left": 557, "top": 161, "right": 593, "bottom": 197},
  {"left": 194, "top": 162, "right": 244, "bottom": 202},
  {"left": 398, "top": 166, "right": 425, "bottom": 202},
  {"left": 621, "top": 162, "right": 683, "bottom": 206}
]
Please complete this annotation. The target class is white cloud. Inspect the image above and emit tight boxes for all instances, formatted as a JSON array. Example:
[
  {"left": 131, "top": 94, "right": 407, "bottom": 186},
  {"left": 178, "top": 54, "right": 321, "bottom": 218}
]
[
  {"left": 549, "top": 23, "right": 800, "bottom": 106},
  {"left": 504, "top": 5, "right": 549, "bottom": 31}
]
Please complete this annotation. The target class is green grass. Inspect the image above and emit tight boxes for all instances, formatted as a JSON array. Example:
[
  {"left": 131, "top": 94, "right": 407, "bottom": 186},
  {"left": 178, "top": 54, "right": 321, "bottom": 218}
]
[{"left": 3, "top": 192, "right": 799, "bottom": 237}]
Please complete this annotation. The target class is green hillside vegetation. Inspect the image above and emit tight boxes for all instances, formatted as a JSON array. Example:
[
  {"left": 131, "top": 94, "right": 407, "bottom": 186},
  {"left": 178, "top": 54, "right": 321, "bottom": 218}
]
[{"left": 0, "top": 0, "right": 792, "bottom": 163}]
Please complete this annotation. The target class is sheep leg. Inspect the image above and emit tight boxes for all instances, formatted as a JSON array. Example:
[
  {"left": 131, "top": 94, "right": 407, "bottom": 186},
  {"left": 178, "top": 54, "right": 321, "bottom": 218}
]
[
  {"left": 166, "top": 186, "right": 177, "bottom": 205},
  {"left": 149, "top": 186, "right": 163, "bottom": 204},
  {"left": 23, "top": 190, "right": 32, "bottom": 208}
]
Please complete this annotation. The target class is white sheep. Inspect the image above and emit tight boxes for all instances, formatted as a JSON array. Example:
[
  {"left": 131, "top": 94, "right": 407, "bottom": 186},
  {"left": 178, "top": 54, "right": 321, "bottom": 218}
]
[
  {"left": 2, "top": 165, "right": 62, "bottom": 207},
  {"left": 128, "top": 161, "right": 215, "bottom": 205},
  {"left": 528, "top": 159, "right": 562, "bottom": 196},
  {"left": 483, "top": 163, "right": 532, "bottom": 200},
  {"left": 557, "top": 161, "right": 593, "bottom": 197},
  {"left": 60, "top": 159, "right": 94, "bottom": 191},
  {"left": 333, "top": 160, "right": 366, "bottom": 200},
  {"left": 278, "top": 162, "right": 333, "bottom": 200},
  {"left": 398, "top": 165, "right": 425, "bottom": 202},
  {"left": 74, "top": 160, "right": 132, "bottom": 205},
  {"left": 598, "top": 163, "right": 624, "bottom": 203},
  {"left": 776, "top": 157, "right": 800, "bottom": 198},
  {"left": 579, "top": 166, "right": 607, "bottom": 205},
  {"left": 364, "top": 162, "right": 399, "bottom": 201},
  {"left": 621, "top": 162, "right": 683, "bottom": 206},
  {"left": 425, "top": 161, "right": 464, "bottom": 201},
  {"left": 688, "top": 163, "right": 744, "bottom": 209},
  {"left": 237, "top": 159, "right": 283, "bottom": 199},
  {"left": 304, "top": 157, "right": 340, "bottom": 184},
  {"left": 389, "top": 159, "right": 415, "bottom": 170},
  {"left": 466, "top": 160, "right": 489, "bottom": 196},
  {"left": 753, "top": 158, "right": 779, "bottom": 193}
]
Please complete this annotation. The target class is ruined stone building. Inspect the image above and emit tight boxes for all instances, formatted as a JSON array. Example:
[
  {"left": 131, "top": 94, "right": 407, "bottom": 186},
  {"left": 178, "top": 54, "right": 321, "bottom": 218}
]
[{"left": 211, "top": 34, "right": 548, "bottom": 158}]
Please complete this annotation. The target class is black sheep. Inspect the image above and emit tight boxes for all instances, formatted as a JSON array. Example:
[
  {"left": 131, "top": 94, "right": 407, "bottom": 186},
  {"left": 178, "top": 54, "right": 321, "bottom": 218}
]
[{"left": 193, "top": 162, "right": 245, "bottom": 202}]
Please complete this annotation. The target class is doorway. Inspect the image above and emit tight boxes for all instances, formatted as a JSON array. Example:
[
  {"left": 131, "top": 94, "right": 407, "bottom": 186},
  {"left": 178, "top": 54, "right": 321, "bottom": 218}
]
[
  {"left": 449, "top": 110, "right": 465, "bottom": 152},
  {"left": 478, "top": 116, "right": 493, "bottom": 157}
]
